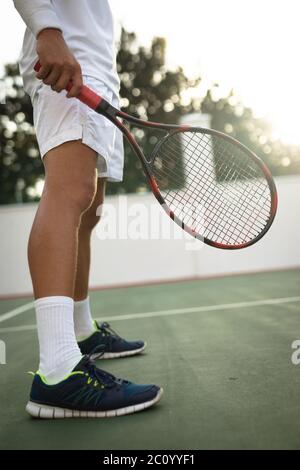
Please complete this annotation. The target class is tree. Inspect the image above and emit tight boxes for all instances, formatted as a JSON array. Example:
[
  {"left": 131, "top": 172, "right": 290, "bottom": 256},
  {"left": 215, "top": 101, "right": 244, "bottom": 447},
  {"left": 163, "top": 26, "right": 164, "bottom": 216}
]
[
  {"left": 0, "top": 63, "right": 42, "bottom": 204},
  {"left": 200, "top": 86, "right": 300, "bottom": 177},
  {"left": 0, "top": 28, "right": 299, "bottom": 205}
]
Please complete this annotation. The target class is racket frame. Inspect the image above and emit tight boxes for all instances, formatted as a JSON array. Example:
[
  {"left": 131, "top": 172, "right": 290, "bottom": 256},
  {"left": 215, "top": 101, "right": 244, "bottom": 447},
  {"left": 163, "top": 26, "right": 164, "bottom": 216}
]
[{"left": 96, "top": 98, "right": 278, "bottom": 250}]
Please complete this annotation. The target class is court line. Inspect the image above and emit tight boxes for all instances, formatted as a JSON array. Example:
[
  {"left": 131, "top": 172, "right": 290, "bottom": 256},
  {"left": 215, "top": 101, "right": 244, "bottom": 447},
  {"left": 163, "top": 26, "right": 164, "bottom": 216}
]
[
  {"left": 0, "top": 296, "right": 299, "bottom": 333},
  {"left": 0, "top": 301, "right": 34, "bottom": 324}
]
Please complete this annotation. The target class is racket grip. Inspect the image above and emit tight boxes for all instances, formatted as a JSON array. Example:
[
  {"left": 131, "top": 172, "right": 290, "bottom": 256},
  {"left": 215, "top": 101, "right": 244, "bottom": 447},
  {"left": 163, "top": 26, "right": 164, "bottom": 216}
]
[{"left": 34, "top": 60, "right": 102, "bottom": 110}]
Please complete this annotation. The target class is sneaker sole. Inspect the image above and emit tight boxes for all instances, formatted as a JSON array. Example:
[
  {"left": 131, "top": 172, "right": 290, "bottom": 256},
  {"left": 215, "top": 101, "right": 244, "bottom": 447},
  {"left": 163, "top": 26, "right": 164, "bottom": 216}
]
[
  {"left": 91, "top": 342, "right": 147, "bottom": 360},
  {"left": 25, "top": 387, "right": 163, "bottom": 419}
]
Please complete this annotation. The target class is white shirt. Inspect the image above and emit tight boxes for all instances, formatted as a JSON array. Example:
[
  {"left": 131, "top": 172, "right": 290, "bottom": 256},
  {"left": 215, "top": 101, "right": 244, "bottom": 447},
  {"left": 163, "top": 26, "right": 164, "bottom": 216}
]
[{"left": 13, "top": 0, "right": 120, "bottom": 100}]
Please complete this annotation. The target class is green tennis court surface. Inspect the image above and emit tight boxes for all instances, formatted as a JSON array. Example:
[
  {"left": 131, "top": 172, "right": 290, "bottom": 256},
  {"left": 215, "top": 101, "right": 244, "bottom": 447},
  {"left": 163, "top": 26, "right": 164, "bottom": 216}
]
[{"left": 0, "top": 269, "right": 300, "bottom": 450}]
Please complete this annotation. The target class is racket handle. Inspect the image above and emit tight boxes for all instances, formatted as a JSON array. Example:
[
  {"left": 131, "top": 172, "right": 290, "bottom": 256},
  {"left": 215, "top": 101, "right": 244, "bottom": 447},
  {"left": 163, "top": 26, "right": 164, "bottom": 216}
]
[{"left": 34, "top": 61, "right": 102, "bottom": 110}]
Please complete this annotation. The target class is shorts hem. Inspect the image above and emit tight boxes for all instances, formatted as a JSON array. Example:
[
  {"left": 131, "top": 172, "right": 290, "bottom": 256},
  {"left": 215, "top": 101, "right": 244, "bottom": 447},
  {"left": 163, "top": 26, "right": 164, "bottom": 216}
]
[
  {"left": 39, "top": 126, "right": 123, "bottom": 183},
  {"left": 39, "top": 126, "right": 83, "bottom": 158},
  {"left": 100, "top": 173, "right": 123, "bottom": 183}
]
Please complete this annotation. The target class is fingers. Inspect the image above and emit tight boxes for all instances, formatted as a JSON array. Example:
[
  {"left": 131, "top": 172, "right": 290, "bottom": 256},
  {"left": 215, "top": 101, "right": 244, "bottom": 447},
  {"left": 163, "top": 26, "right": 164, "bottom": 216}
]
[
  {"left": 51, "top": 67, "right": 72, "bottom": 93},
  {"left": 36, "top": 61, "right": 82, "bottom": 96},
  {"left": 36, "top": 64, "right": 52, "bottom": 80},
  {"left": 42, "top": 66, "right": 62, "bottom": 87},
  {"left": 66, "top": 65, "right": 83, "bottom": 98}
]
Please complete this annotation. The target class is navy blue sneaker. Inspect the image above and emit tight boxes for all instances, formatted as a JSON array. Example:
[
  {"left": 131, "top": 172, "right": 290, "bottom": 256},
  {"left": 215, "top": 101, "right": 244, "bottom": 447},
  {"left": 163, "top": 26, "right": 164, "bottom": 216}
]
[
  {"left": 78, "top": 321, "right": 146, "bottom": 359},
  {"left": 26, "top": 356, "right": 163, "bottom": 419}
]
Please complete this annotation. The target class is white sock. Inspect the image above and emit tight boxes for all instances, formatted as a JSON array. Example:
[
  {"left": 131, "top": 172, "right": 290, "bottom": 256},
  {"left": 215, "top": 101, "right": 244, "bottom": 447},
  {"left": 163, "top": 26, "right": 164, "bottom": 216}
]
[
  {"left": 73, "top": 296, "right": 95, "bottom": 340},
  {"left": 35, "top": 296, "right": 82, "bottom": 385}
]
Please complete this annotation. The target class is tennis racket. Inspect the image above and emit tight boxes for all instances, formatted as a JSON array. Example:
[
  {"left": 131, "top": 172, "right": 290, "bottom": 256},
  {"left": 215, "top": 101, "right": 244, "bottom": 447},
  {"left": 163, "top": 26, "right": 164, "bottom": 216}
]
[{"left": 34, "top": 61, "right": 277, "bottom": 250}]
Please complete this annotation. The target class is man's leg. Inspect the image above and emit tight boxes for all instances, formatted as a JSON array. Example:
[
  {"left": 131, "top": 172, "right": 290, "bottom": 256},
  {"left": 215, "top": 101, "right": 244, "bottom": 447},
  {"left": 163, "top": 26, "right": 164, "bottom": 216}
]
[
  {"left": 28, "top": 141, "right": 97, "bottom": 383},
  {"left": 74, "top": 178, "right": 106, "bottom": 302},
  {"left": 73, "top": 178, "right": 146, "bottom": 358},
  {"left": 28, "top": 141, "right": 97, "bottom": 298},
  {"left": 26, "top": 148, "right": 163, "bottom": 418},
  {"left": 72, "top": 178, "right": 105, "bottom": 339}
]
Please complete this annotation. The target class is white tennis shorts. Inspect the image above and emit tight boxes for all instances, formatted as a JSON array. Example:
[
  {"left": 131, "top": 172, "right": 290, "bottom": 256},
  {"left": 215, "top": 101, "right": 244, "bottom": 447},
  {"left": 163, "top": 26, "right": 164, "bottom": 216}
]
[{"left": 33, "top": 76, "right": 124, "bottom": 182}]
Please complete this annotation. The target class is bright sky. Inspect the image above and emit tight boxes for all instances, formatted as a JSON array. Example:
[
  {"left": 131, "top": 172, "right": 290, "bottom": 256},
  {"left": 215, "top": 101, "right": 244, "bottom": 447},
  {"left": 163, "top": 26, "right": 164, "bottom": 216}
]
[{"left": 1, "top": 0, "right": 300, "bottom": 144}]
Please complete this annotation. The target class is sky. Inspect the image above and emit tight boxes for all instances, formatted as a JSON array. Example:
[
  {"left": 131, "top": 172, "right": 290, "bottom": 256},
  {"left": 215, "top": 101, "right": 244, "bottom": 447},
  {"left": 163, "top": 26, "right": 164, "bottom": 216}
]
[{"left": 1, "top": 0, "right": 300, "bottom": 144}]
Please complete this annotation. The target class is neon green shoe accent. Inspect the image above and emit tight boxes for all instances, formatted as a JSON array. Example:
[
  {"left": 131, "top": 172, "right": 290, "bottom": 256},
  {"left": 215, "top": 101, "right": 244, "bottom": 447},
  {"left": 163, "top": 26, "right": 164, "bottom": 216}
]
[{"left": 35, "top": 370, "right": 85, "bottom": 385}]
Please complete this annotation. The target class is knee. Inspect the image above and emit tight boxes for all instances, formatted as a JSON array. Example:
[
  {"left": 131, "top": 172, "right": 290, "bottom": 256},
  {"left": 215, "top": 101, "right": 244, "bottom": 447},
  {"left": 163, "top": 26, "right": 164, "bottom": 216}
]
[
  {"left": 72, "top": 180, "right": 96, "bottom": 214},
  {"left": 45, "top": 177, "right": 96, "bottom": 215},
  {"left": 80, "top": 181, "right": 105, "bottom": 230},
  {"left": 80, "top": 199, "right": 103, "bottom": 230}
]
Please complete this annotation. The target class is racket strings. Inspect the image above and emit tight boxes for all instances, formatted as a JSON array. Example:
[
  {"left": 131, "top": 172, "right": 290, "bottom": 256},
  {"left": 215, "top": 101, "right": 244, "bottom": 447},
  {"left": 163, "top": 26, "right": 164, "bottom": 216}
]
[
  {"left": 152, "top": 131, "right": 271, "bottom": 245},
  {"left": 175, "top": 137, "right": 269, "bottom": 243},
  {"left": 183, "top": 146, "right": 269, "bottom": 243}
]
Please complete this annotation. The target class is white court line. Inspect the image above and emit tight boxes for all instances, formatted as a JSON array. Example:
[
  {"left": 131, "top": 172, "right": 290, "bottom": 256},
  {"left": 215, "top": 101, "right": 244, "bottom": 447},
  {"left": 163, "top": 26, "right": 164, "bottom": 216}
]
[
  {"left": 0, "top": 301, "right": 34, "bottom": 324},
  {"left": 0, "top": 296, "right": 299, "bottom": 333}
]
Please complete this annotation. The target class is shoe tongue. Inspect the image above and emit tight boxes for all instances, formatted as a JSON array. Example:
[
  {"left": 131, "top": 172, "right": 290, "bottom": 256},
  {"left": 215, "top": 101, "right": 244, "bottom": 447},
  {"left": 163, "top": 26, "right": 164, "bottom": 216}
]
[{"left": 72, "top": 355, "right": 90, "bottom": 372}]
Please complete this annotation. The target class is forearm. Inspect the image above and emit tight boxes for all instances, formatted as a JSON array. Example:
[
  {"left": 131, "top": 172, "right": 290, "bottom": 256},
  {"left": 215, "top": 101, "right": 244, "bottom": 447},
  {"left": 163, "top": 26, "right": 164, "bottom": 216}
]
[{"left": 13, "top": 0, "right": 62, "bottom": 37}]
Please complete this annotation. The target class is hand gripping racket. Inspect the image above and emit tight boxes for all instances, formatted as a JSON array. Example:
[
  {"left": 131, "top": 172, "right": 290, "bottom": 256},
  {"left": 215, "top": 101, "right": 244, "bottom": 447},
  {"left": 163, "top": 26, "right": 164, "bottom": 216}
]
[{"left": 34, "top": 61, "right": 277, "bottom": 249}]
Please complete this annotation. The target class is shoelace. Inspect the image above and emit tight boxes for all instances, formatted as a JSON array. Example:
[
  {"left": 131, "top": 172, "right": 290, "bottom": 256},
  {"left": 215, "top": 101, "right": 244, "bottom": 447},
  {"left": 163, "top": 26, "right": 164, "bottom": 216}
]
[
  {"left": 98, "top": 321, "right": 121, "bottom": 338},
  {"left": 96, "top": 321, "right": 123, "bottom": 351},
  {"left": 83, "top": 355, "right": 125, "bottom": 389}
]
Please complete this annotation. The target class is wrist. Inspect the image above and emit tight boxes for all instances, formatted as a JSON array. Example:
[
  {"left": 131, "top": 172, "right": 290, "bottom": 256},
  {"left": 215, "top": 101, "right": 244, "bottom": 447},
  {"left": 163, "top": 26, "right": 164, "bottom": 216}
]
[{"left": 37, "top": 28, "right": 62, "bottom": 39}]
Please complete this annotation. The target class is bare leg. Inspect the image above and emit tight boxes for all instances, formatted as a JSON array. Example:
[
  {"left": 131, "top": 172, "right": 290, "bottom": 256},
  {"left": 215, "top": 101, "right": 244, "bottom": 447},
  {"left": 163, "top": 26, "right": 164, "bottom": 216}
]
[
  {"left": 28, "top": 141, "right": 97, "bottom": 299},
  {"left": 72, "top": 178, "right": 147, "bottom": 357},
  {"left": 74, "top": 178, "right": 106, "bottom": 301}
]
